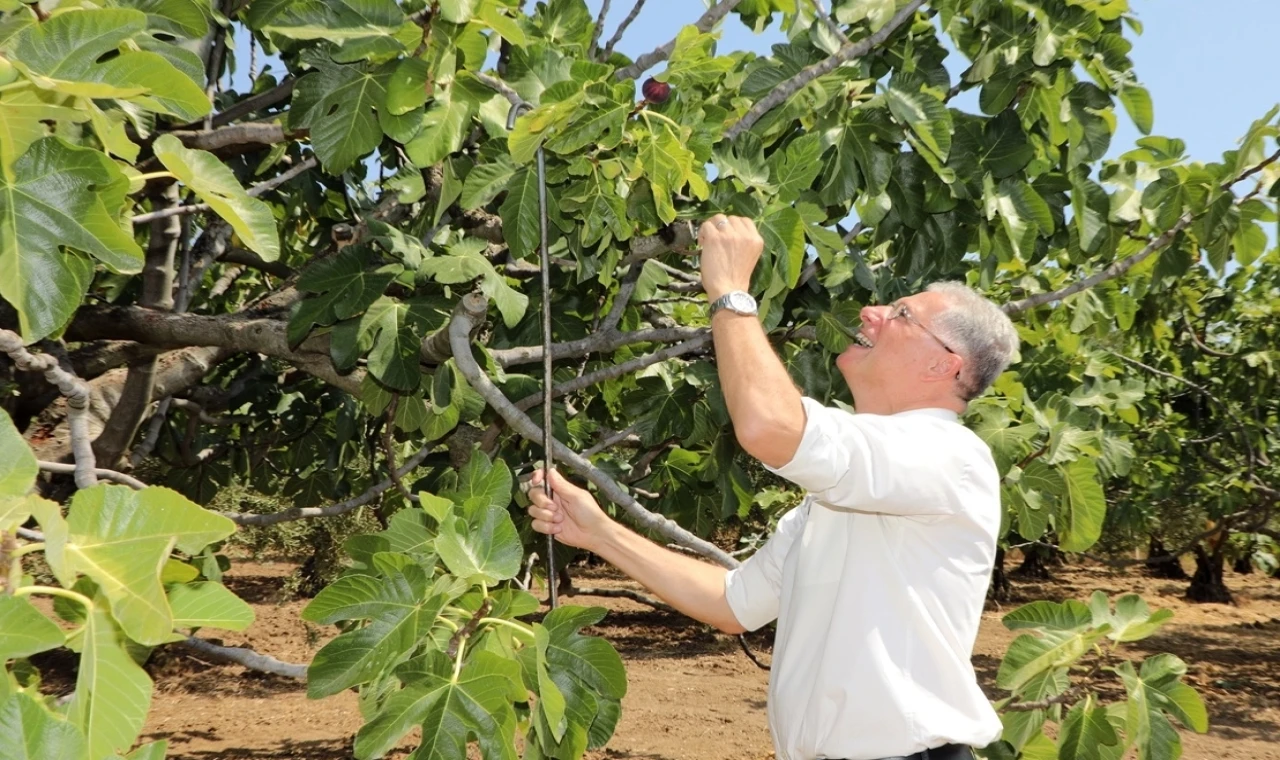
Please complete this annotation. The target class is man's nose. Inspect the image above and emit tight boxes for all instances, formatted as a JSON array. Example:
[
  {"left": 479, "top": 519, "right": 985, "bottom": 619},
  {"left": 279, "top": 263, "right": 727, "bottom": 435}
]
[{"left": 860, "top": 305, "right": 889, "bottom": 330}]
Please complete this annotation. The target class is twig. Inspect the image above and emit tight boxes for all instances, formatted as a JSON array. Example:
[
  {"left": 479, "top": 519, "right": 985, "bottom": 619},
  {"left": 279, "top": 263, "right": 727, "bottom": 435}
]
[
  {"left": 130, "top": 398, "right": 173, "bottom": 467},
  {"left": 225, "top": 441, "right": 435, "bottom": 526},
  {"left": 381, "top": 395, "right": 418, "bottom": 503},
  {"left": 446, "top": 599, "right": 493, "bottom": 658},
  {"left": 221, "top": 248, "right": 294, "bottom": 279},
  {"left": 471, "top": 71, "right": 523, "bottom": 107},
  {"left": 130, "top": 156, "right": 317, "bottom": 225},
  {"left": 200, "top": 78, "right": 296, "bottom": 129},
  {"left": 0, "top": 332, "right": 98, "bottom": 488},
  {"left": 588, "top": 0, "right": 611, "bottom": 58},
  {"left": 583, "top": 424, "right": 641, "bottom": 458},
  {"left": 1001, "top": 689, "right": 1080, "bottom": 712},
  {"left": 181, "top": 636, "right": 307, "bottom": 679},
  {"left": 449, "top": 294, "right": 738, "bottom": 569},
  {"left": 810, "top": 0, "right": 852, "bottom": 46},
  {"left": 724, "top": 0, "right": 925, "bottom": 139},
  {"left": 1181, "top": 312, "right": 1235, "bottom": 358},
  {"left": 570, "top": 587, "right": 675, "bottom": 613},
  {"left": 169, "top": 398, "right": 252, "bottom": 426},
  {"left": 602, "top": 0, "right": 647, "bottom": 60},
  {"left": 614, "top": 0, "right": 746, "bottom": 81},
  {"left": 37, "top": 461, "right": 147, "bottom": 490},
  {"left": 203, "top": 21, "right": 228, "bottom": 130},
  {"left": 737, "top": 635, "right": 770, "bottom": 670}
]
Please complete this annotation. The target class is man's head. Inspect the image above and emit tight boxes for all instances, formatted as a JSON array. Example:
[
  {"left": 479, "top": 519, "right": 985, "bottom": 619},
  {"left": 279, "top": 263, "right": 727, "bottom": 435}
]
[{"left": 835, "top": 282, "right": 1019, "bottom": 413}]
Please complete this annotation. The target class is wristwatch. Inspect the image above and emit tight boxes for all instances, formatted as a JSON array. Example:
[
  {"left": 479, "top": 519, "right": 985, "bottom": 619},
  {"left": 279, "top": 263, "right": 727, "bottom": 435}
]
[{"left": 709, "top": 290, "right": 758, "bottom": 318}]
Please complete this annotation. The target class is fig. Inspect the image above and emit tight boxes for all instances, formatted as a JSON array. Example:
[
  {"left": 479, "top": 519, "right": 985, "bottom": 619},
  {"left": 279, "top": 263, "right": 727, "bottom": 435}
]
[
  {"left": 0, "top": 56, "right": 18, "bottom": 87},
  {"left": 641, "top": 77, "right": 671, "bottom": 104}
]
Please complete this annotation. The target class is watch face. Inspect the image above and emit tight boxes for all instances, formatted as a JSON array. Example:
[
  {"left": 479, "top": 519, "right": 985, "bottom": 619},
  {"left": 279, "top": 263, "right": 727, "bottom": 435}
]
[{"left": 728, "top": 292, "right": 756, "bottom": 314}]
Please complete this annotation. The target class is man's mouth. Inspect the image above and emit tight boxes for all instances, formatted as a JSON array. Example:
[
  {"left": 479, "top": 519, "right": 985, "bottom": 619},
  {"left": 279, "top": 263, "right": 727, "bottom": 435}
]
[{"left": 853, "top": 330, "right": 874, "bottom": 348}]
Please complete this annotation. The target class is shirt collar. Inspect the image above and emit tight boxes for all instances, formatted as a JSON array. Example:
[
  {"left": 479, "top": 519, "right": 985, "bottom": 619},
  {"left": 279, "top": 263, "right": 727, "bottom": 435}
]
[{"left": 884, "top": 407, "right": 960, "bottom": 422}]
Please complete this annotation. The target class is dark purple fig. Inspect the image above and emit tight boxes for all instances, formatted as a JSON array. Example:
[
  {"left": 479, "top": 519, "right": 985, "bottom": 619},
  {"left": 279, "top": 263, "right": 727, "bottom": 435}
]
[{"left": 642, "top": 77, "right": 671, "bottom": 104}]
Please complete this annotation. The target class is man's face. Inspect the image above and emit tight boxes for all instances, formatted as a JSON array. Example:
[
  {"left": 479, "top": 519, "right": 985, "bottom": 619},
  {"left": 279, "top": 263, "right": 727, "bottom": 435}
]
[{"left": 835, "top": 291, "right": 960, "bottom": 402}]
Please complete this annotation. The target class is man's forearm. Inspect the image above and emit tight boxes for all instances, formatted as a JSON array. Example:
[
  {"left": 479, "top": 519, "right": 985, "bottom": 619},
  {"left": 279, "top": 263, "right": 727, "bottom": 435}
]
[
  {"left": 710, "top": 310, "right": 805, "bottom": 468},
  {"left": 589, "top": 521, "right": 745, "bottom": 634}
]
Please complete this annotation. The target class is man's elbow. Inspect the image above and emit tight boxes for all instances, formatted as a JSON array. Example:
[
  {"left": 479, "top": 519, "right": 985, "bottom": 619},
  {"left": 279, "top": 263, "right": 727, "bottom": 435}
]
[
  {"left": 714, "top": 614, "right": 747, "bottom": 635},
  {"left": 734, "top": 422, "right": 800, "bottom": 470}
]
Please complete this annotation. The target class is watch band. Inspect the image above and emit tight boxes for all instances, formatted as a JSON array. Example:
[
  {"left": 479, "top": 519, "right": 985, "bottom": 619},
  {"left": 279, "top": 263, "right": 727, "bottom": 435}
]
[{"left": 710, "top": 290, "right": 758, "bottom": 317}]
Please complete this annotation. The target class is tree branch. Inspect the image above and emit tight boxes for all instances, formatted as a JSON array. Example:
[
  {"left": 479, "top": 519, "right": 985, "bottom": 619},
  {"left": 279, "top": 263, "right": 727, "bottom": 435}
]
[
  {"left": 0, "top": 332, "right": 98, "bottom": 488},
  {"left": 131, "top": 155, "right": 317, "bottom": 226},
  {"left": 583, "top": 424, "right": 641, "bottom": 458},
  {"left": 601, "top": 0, "right": 647, "bottom": 60},
  {"left": 569, "top": 586, "right": 675, "bottom": 613},
  {"left": 37, "top": 461, "right": 147, "bottom": 490},
  {"left": 490, "top": 325, "right": 707, "bottom": 368},
  {"left": 181, "top": 636, "right": 307, "bottom": 679},
  {"left": 1181, "top": 312, "right": 1235, "bottom": 358},
  {"left": 588, "top": 0, "right": 611, "bottom": 59},
  {"left": 810, "top": 0, "right": 852, "bottom": 46},
  {"left": 1005, "top": 147, "right": 1280, "bottom": 315},
  {"left": 165, "top": 123, "right": 290, "bottom": 153},
  {"left": 470, "top": 71, "right": 523, "bottom": 107},
  {"left": 221, "top": 247, "right": 294, "bottom": 279},
  {"left": 724, "top": 0, "right": 925, "bottom": 139},
  {"left": 197, "top": 78, "right": 296, "bottom": 129},
  {"left": 224, "top": 441, "right": 435, "bottom": 526},
  {"left": 614, "top": 0, "right": 747, "bottom": 81},
  {"left": 1000, "top": 689, "right": 1080, "bottom": 712},
  {"left": 449, "top": 294, "right": 738, "bottom": 568}
]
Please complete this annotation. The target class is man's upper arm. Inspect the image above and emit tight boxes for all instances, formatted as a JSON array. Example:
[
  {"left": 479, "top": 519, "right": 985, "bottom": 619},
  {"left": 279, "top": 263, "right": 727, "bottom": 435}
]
[
  {"left": 764, "top": 399, "right": 964, "bottom": 516},
  {"left": 723, "top": 503, "right": 807, "bottom": 631}
]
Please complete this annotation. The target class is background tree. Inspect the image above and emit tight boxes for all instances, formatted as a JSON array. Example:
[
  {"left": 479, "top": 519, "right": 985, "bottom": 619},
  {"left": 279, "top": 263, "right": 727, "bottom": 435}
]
[{"left": 2, "top": 0, "right": 1274, "bottom": 758}]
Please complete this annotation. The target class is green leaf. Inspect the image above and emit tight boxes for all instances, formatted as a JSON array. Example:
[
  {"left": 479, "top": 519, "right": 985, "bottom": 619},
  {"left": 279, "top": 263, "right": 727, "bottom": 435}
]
[
  {"left": 0, "top": 88, "right": 89, "bottom": 171},
  {"left": 291, "top": 251, "right": 402, "bottom": 343},
  {"left": 0, "top": 692, "right": 86, "bottom": 760},
  {"left": 289, "top": 56, "right": 389, "bottom": 174},
  {"left": 0, "top": 596, "right": 64, "bottom": 661},
  {"left": 996, "top": 628, "right": 1103, "bottom": 692},
  {"left": 246, "top": 0, "right": 406, "bottom": 44},
  {"left": 886, "top": 85, "right": 952, "bottom": 161},
  {"left": 768, "top": 133, "right": 823, "bottom": 204},
  {"left": 404, "top": 85, "right": 481, "bottom": 167},
  {"left": 544, "top": 88, "right": 628, "bottom": 155},
  {"left": 1092, "top": 593, "right": 1174, "bottom": 642},
  {"left": 477, "top": 1, "right": 527, "bottom": 45},
  {"left": 499, "top": 167, "right": 546, "bottom": 261},
  {"left": 118, "top": 0, "right": 209, "bottom": 38},
  {"left": 1119, "top": 84, "right": 1154, "bottom": 135},
  {"left": 304, "top": 570, "right": 465, "bottom": 698},
  {"left": 1071, "top": 168, "right": 1112, "bottom": 254},
  {"left": 441, "top": 452, "right": 513, "bottom": 514},
  {"left": 760, "top": 205, "right": 805, "bottom": 287},
  {"left": 362, "top": 298, "right": 428, "bottom": 392},
  {"left": 439, "top": 0, "right": 480, "bottom": 23},
  {"left": 53, "top": 485, "right": 237, "bottom": 645},
  {"left": 630, "top": 126, "right": 701, "bottom": 224},
  {"left": 1002, "top": 599, "right": 1093, "bottom": 632},
  {"left": 534, "top": 623, "right": 569, "bottom": 742},
  {"left": 662, "top": 26, "right": 734, "bottom": 88},
  {"left": 167, "top": 582, "right": 255, "bottom": 632},
  {"left": 125, "top": 740, "right": 169, "bottom": 760},
  {"left": 0, "top": 137, "right": 142, "bottom": 341},
  {"left": 436, "top": 506, "right": 522, "bottom": 584},
  {"left": 541, "top": 606, "right": 627, "bottom": 700},
  {"left": 1117, "top": 657, "right": 1208, "bottom": 760},
  {"left": 461, "top": 155, "right": 517, "bottom": 210},
  {"left": 354, "top": 651, "right": 522, "bottom": 760},
  {"left": 0, "top": 410, "right": 36, "bottom": 498},
  {"left": 1058, "top": 458, "right": 1106, "bottom": 552},
  {"left": 69, "top": 604, "right": 152, "bottom": 760},
  {"left": 152, "top": 135, "right": 280, "bottom": 262},
  {"left": 11, "top": 9, "right": 208, "bottom": 119},
  {"left": 1059, "top": 697, "right": 1119, "bottom": 760}
]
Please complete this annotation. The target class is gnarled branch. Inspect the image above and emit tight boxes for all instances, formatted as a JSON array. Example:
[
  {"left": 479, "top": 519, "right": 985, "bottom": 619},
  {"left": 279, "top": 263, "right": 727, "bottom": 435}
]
[
  {"left": 614, "top": 0, "right": 747, "bottom": 82},
  {"left": 181, "top": 636, "right": 307, "bottom": 679},
  {"left": 449, "top": 293, "right": 737, "bottom": 568}
]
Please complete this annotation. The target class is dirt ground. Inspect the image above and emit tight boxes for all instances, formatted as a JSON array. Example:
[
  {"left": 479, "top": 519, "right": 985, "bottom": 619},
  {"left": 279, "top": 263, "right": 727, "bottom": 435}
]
[{"left": 121, "top": 559, "right": 1280, "bottom": 760}]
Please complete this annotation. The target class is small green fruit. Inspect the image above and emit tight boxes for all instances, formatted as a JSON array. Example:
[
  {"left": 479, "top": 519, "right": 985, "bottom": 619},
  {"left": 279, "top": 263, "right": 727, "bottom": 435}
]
[{"left": 0, "top": 56, "right": 17, "bottom": 87}]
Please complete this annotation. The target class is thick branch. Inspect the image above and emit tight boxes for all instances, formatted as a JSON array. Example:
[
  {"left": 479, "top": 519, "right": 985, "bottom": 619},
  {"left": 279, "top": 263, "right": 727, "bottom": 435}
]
[
  {"left": 221, "top": 248, "right": 294, "bottom": 279},
  {"left": 1001, "top": 689, "right": 1080, "bottom": 712},
  {"left": 0, "top": 332, "right": 98, "bottom": 488},
  {"left": 491, "top": 325, "right": 706, "bottom": 368},
  {"left": 202, "top": 78, "right": 295, "bottom": 129},
  {"left": 570, "top": 587, "right": 675, "bottom": 613},
  {"left": 180, "top": 636, "right": 307, "bottom": 679},
  {"left": 166, "top": 123, "right": 290, "bottom": 153},
  {"left": 587, "top": 0, "right": 611, "bottom": 58},
  {"left": 724, "top": 0, "right": 925, "bottom": 139},
  {"left": 449, "top": 294, "right": 737, "bottom": 568},
  {"left": 614, "top": 0, "right": 746, "bottom": 82},
  {"left": 225, "top": 441, "right": 434, "bottom": 526},
  {"left": 471, "top": 72, "right": 523, "bottom": 107}
]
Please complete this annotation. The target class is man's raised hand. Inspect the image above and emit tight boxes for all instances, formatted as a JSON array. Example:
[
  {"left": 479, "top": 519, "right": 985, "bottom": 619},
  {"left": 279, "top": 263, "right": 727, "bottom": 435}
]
[
  {"left": 527, "top": 469, "right": 613, "bottom": 551},
  {"left": 697, "top": 214, "right": 764, "bottom": 301}
]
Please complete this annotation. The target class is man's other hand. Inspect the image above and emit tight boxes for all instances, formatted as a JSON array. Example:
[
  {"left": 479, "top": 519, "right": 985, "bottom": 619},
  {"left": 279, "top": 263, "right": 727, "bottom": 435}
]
[
  {"left": 527, "top": 469, "right": 612, "bottom": 551},
  {"left": 698, "top": 215, "right": 764, "bottom": 301}
]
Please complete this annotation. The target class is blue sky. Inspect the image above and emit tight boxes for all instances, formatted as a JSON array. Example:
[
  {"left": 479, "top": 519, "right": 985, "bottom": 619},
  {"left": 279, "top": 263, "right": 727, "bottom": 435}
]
[{"left": 588, "top": 0, "right": 1280, "bottom": 163}]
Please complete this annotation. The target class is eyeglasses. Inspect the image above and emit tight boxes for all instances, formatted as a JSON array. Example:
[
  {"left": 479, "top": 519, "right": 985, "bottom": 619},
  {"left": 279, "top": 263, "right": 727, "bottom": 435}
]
[{"left": 888, "top": 302, "right": 956, "bottom": 355}]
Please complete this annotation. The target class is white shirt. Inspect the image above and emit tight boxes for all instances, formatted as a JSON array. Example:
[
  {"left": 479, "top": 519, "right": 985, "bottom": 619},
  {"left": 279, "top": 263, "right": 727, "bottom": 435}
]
[{"left": 724, "top": 398, "right": 1003, "bottom": 760}]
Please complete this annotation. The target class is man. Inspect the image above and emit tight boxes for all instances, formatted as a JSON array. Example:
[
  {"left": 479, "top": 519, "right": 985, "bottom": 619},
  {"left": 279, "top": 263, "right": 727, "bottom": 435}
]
[{"left": 527, "top": 215, "right": 1020, "bottom": 760}]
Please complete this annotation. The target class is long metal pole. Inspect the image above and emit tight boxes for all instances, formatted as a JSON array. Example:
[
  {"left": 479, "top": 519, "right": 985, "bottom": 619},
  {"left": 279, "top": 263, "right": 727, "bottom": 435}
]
[{"left": 508, "top": 101, "right": 557, "bottom": 609}]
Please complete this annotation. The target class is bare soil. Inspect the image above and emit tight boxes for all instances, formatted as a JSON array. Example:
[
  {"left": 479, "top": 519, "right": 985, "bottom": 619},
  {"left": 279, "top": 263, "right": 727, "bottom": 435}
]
[{"left": 122, "top": 560, "right": 1280, "bottom": 759}]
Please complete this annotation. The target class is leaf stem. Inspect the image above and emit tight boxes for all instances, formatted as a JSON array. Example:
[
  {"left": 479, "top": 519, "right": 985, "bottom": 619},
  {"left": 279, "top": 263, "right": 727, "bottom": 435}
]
[
  {"left": 13, "top": 585, "right": 93, "bottom": 609},
  {"left": 0, "top": 80, "right": 32, "bottom": 94},
  {"left": 10, "top": 542, "right": 44, "bottom": 559},
  {"left": 437, "top": 615, "right": 460, "bottom": 632},
  {"left": 636, "top": 109, "right": 682, "bottom": 133},
  {"left": 451, "top": 636, "right": 468, "bottom": 683},
  {"left": 134, "top": 171, "right": 177, "bottom": 182},
  {"left": 479, "top": 617, "right": 536, "bottom": 639}
]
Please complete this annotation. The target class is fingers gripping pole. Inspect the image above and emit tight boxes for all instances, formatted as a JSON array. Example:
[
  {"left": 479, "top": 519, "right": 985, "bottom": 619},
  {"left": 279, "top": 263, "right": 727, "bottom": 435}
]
[{"left": 508, "top": 101, "right": 558, "bottom": 609}]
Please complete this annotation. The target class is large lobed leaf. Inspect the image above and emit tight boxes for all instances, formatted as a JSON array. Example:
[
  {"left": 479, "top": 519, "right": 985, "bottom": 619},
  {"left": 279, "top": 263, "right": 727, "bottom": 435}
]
[{"left": 0, "top": 137, "right": 141, "bottom": 341}]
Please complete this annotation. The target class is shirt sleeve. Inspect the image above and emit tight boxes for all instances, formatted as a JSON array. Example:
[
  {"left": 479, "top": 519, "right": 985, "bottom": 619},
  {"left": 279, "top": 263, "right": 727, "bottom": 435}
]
[
  {"left": 764, "top": 397, "right": 967, "bottom": 516},
  {"left": 723, "top": 503, "right": 808, "bottom": 631}
]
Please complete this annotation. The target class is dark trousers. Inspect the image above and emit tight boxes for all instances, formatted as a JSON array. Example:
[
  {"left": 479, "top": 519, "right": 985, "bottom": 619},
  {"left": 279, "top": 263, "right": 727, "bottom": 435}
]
[{"left": 837, "top": 744, "right": 976, "bottom": 760}]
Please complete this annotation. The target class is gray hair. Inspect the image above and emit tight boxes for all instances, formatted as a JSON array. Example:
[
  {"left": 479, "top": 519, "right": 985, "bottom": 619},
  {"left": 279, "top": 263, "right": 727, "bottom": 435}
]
[{"left": 926, "top": 282, "right": 1020, "bottom": 401}]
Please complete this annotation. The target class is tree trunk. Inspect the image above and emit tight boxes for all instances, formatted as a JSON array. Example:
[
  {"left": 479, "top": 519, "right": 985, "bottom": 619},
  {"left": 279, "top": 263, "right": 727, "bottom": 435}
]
[
  {"left": 988, "top": 547, "right": 1012, "bottom": 602},
  {"left": 1186, "top": 545, "right": 1234, "bottom": 604},
  {"left": 1144, "top": 536, "right": 1190, "bottom": 579},
  {"left": 1012, "top": 543, "right": 1057, "bottom": 579},
  {"left": 1232, "top": 537, "right": 1255, "bottom": 574}
]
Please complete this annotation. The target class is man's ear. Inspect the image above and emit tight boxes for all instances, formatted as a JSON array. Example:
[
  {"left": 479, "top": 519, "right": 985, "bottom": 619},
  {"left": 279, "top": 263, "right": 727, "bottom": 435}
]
[{"left": 925, "top": 353, "right": 963, "bottom": 383}]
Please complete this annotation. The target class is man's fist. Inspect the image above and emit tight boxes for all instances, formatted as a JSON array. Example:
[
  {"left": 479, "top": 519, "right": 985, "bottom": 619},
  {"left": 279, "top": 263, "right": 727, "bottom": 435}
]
[{"left": 698, "top": 215, "right": 764, "bottom": 301}]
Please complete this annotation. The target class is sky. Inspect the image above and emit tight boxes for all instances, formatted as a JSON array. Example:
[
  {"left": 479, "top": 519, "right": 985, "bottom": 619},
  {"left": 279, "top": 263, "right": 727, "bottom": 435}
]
[{"left": 587, "top": 0, "right": 1280, "bottom": 164}]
